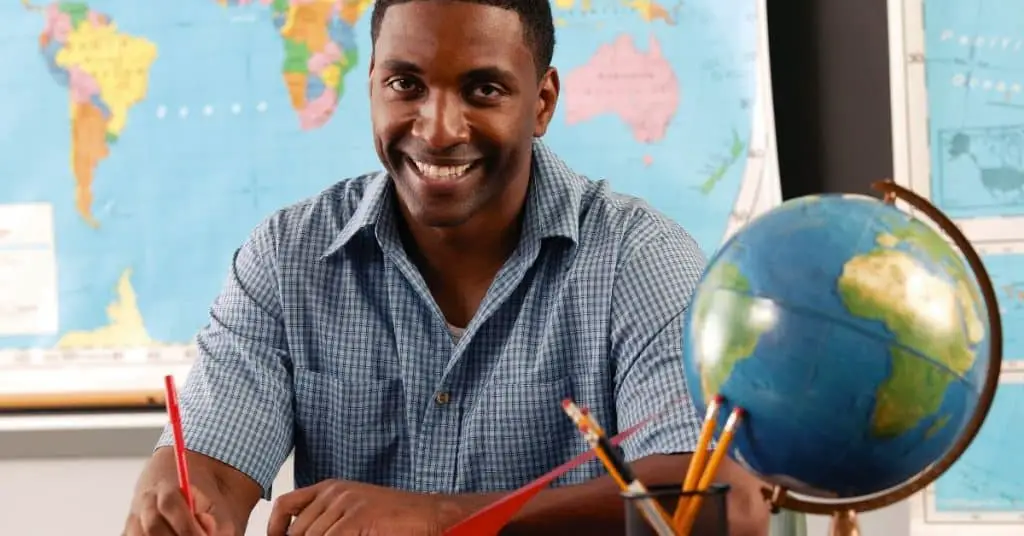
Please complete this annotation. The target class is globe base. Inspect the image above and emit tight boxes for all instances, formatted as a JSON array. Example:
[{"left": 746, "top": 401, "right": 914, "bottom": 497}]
[{"left": 828, "top": 510, "right": 860, "bottom": 536}]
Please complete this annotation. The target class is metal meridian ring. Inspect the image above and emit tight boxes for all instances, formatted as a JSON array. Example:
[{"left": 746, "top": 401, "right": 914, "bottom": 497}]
[{"left": 760, "top": 179, "right": 1004, "bottom": 515}]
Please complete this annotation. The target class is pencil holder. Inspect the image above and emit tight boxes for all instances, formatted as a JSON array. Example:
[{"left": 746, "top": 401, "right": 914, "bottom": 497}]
[{"left": 621, "top": 483, "right": 730, "bottom": 536}]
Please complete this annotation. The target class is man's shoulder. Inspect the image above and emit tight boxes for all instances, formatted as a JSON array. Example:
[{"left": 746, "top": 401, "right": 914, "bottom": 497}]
[
  {"left": 249, "top": 172, "right": 382, "bottom": 255},
  {"left": 571, "top": 177, "right": 707, "bottom": 331},
  {"left": 576, "top": 177, "right": 705, "bottom": 266}
]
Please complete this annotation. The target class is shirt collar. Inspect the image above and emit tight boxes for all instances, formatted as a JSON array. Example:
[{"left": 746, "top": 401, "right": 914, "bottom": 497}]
[{"left": 321, "top": 138, "right": 582, "bottom": 259}]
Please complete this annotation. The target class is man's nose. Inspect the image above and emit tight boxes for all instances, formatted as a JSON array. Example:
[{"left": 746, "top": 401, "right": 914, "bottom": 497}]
[{"left": 411, "top": 92, "right": 470, "bottom": 149}]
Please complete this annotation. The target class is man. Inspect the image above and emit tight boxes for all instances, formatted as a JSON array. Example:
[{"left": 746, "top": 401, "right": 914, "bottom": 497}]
[{"left": 123, "top": 0, "right": 770, "bottom": 534}]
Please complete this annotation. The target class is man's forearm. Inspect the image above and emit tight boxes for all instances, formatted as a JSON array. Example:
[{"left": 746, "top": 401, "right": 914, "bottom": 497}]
[
  {"left": 444, "top": 454, "right": 770, "bottom": 536},
  {"left": 133, "top": 447, "right": 261, "bottom": 531},
  {"left": 443, "top": 455, "right": 691, "bottom": 536}
]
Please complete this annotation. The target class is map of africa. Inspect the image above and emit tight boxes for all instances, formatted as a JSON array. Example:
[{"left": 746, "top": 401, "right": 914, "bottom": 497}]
[
  {"left": 0, "top": 0, "right": 777, "bottom": 405},
  {"left": 891, "top": 0, "right": 1024, "bottom": 533}
]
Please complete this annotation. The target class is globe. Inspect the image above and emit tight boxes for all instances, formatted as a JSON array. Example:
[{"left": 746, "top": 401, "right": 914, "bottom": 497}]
[{"left": 680, "top": 191, "right": 995, "bottom": 500}]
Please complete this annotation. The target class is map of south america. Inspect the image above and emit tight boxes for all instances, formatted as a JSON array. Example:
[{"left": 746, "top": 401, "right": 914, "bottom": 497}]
[{"left": 25, "top": 0, "right": 156, "bottom": 228}]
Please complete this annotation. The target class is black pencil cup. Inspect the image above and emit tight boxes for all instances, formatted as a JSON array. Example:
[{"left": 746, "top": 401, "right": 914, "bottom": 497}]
[{"left": 621, "top": 483, "right": 730, "bottom": 536}]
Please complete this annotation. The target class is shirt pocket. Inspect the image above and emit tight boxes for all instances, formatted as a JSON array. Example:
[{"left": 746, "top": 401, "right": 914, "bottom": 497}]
[
  {"left": 293, "top": 368, "right": 404, "bottom": 485},
  {"left": 461, "top": 376, "right": 579, "bottom": 491}
]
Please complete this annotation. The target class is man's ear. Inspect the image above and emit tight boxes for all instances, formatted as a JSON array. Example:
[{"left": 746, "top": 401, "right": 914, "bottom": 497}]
[{"left": 533, "top": 67, "right": 560, "bottom": 137}]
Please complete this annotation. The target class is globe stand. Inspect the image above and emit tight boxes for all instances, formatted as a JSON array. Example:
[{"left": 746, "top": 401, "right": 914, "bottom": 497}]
[{"left": 756, "top": 179, "right": 1003, "bottom": 536}]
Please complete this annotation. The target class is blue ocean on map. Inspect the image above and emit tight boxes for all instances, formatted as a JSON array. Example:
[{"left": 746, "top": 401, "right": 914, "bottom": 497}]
[
  {"left": 935, "top": 382, "right": 1024, "bottom": 512},
  {"left": 983, "top": 254, "right": 1024, "bottom": 363},
  {"left": 0, "top": 1, "right": 758, "bottom": 347},
  {"left": 925, "top": 1, "right": 1024, "bottom": 218}
]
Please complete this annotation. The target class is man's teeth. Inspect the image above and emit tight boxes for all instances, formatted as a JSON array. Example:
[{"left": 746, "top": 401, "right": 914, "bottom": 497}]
[{"left": 412, "top": 160, "right": 472, "bottom": 179}]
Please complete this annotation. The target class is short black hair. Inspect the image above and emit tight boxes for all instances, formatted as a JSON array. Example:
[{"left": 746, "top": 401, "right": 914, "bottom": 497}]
[{"left": 369, "top": 0, "right": 556, "bottom": 79}]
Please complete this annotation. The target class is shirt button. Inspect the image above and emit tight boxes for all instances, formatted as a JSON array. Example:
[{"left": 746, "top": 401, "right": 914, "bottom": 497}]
[{"left": 435, "top": 391, "right": 451, "bottom": 405}]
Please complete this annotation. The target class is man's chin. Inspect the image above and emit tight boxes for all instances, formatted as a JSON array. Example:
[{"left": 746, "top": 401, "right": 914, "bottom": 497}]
[{"left": 411, "top": 209, "right": 474, "bottom": 229}]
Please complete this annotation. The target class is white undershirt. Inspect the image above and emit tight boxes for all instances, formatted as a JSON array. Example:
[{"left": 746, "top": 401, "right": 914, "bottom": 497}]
[{"left": 447, "top": 323, "right": 466, "bottom": 342}]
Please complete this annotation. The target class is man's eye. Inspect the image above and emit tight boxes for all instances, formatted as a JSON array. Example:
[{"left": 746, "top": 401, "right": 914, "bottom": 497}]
[
  {"left": 471, "top": 84, "right": 504, "bottom": 99},
  {"left": 387, "top": 78, "right": 421, "bottom": 93}
]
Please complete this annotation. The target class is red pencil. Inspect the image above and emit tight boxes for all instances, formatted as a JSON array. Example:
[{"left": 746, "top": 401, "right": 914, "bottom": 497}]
[{"left": 163, "top": 374, "right": 195, "bottom": 513}]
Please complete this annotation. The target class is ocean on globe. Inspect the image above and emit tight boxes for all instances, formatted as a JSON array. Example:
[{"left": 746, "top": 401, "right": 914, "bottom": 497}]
[{"left": 680, "top": 193, "right": 992, "bottom": 499}]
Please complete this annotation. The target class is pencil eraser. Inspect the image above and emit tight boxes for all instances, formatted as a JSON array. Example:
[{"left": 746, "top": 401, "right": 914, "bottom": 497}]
[
  {"left": 735, "top": 407, "right": 747, "bottom": 418},
  {"left": 561, "top": 399, "right": 572, "bottom": 409},
  {"left": 713, "top": 394, "right": 724, "bottom": 404}
]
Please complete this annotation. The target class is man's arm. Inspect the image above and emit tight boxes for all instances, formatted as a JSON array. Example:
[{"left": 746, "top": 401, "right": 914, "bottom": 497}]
[
  {"left": 127, "top": 218, "right": 295, "bottom": 533},
  {"left": 440, "top": 455, "right": 767, "bottom": 536},
  {"left": 512, "top": 454, "right": 766, "bottom": 535},
  {"left": 130, "top": 449, "right": 263, "bottom": 530}
]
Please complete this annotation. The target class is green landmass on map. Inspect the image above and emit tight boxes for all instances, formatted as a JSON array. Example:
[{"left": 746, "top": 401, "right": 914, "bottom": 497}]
[{"left": 698, "top": 128, "right": 745, "bottom": 195}]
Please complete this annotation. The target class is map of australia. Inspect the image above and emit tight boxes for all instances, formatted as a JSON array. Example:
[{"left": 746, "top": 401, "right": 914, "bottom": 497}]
[
  {"left": 25, "top": 0, "right": 156, "bottom": 228},
  {"left": 563, "top": 34, "right": 679, "bottom": 144}
]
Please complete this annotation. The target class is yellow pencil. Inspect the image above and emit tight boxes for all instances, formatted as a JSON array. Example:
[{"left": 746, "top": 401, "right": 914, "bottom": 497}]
[
  {"left": 673, "top": 395, "right": 722, "bottom": 526},
  {"left": 584, "top": 422, "right": 631, "bottom": 490},
  {"left": 562, "top": 399, "right": 680, "bottom": 536},
  {"left": 676, "top": 407, "right": 745, "bottom": 536}
]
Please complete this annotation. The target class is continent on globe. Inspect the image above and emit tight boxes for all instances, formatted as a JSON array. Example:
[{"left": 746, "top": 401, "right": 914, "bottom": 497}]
[
  {"left": 692, "top": 260, "right": 770, "bottom": 399},
  {"left": 875, "top": 210, "right": 987, "bottom": 318},
  {"left": 55, "top": 268, "right": 156, "bottom": 348},
  {"left": 218, "top": 0, "right": 370, "bottom": 130},
  {"left": 838, "top": 231, "right": 985, "bottom": 439},
  {"left": 563, "top": 34, "right": 679, "bottom": 143},
  {"left": 24, "top": 0, "right": 157, "bottom": 228}
]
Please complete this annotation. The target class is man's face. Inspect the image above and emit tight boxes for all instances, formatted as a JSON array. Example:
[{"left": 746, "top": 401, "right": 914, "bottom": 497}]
[{"left": 369, "top": 0, "right": 559, "bottom": 228}]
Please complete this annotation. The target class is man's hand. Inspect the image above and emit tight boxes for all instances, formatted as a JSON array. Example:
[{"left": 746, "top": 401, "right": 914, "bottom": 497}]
[
  {"left": 122, "top": 481, "right": 236, "bottom": 536},
  {"left": 267, "top": 480, "right": 465, "bottom": 536}
]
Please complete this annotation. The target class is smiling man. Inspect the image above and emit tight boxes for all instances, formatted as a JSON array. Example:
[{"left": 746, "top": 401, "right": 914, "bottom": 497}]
[{"left": 122, "top": 0, "right": 770, "bottom": 535}]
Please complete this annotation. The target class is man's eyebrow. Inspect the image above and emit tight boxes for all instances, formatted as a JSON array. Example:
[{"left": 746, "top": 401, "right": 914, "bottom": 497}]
[
  {"left": 378, "top": 60, "right": 516, "bottom": 84},
  {"left": 379, "top": 59, "right": 423, "bottom": 73},
  {"left": 462, "top": 66, "right": 517, "bottom": 85}
]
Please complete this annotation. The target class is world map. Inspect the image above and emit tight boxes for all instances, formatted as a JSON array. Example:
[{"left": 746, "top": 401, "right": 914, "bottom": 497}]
[{"left": 0, "top": 0, "right": 774, "bottom": 405}]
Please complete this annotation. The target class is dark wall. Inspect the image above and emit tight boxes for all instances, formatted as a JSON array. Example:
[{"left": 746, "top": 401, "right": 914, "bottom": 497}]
[{"left": 767, "top": 1, "right": 894, "bottom": 198}]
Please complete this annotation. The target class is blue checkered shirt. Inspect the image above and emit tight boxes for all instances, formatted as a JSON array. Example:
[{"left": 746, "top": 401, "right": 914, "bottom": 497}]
[{"left": 156, "top": 139, "right": 706, "bottom": 499}]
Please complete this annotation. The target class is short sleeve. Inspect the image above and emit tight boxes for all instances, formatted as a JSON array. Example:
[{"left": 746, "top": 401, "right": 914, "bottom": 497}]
[
  {"left": 154, "top": 219, "right": 294, "bottom": 499},
  {"left": 610, "top": 224, "right": 707, "bottom": 461}
]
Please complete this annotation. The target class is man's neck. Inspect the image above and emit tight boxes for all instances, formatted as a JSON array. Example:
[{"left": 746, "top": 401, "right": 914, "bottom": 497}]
[
  {"left": 397, "top": 181, "right": 530, "bottom": 327},
  {"left": 401, "top": 200, "right": 524, "bottom": 285}
]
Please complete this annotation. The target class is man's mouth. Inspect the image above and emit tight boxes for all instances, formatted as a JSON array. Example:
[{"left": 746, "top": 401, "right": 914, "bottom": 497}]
[{"left": 408, "top": 158, "right": 477, "bottom": 181}]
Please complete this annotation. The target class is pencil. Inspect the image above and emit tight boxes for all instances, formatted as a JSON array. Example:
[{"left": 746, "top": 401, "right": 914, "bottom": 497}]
[
  {"left": 676, "top": 407, "right": 745, "bottom": 535},
  {"left": 562, "top": 400, "right": 679, "bottom": 536},
  {"left": 673, "top": 395, "right": 722, "bottom": 525},
  {"left": 163, "top": 375, "right": 195, "bottom": 514}
]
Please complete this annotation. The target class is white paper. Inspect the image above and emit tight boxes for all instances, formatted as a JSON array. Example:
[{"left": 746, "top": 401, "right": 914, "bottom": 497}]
[{"left": 0, "top": 203, "right": 58, "bottom": 336}]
